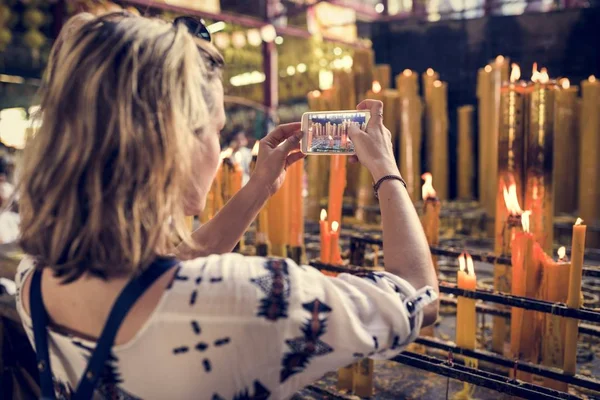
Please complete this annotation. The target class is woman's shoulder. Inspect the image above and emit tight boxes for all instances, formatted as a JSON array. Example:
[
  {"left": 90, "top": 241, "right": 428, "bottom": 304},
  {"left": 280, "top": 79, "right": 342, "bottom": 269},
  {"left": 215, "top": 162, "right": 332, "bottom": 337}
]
[{"left": 158, "top": 254, "right": 308, "bottom": 319}]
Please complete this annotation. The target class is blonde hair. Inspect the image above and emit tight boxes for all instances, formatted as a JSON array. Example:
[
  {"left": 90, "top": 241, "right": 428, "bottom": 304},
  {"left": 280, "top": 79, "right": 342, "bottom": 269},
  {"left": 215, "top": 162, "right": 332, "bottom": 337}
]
[{"left": 19, "top": 12, "right": 223, "bottom": 282}]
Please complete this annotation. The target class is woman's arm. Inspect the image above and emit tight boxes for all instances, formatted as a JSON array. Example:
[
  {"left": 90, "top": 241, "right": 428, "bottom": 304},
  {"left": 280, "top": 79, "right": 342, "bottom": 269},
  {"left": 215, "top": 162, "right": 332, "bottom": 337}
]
[
  {"left": 348, "top": 100, "right": 439, "bottom": 326},
  {"left": 177, "top": 123, "right": 305, "bottom": 259}
]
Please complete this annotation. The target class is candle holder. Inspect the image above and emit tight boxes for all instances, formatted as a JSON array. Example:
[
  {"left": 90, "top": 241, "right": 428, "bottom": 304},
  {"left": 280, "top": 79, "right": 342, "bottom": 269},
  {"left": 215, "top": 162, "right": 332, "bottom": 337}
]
[
  {"left": 288, "top": 245, "right": 305, "bottom": 265},
  {"left": 255, "top": 243, "right": 269, "bottom": 257}
]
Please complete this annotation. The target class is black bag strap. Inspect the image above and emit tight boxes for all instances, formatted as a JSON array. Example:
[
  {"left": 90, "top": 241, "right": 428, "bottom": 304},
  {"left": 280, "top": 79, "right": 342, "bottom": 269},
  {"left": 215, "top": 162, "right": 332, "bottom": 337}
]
[{"left": 30, "top": 257, "right": 178, "bottom": 400}]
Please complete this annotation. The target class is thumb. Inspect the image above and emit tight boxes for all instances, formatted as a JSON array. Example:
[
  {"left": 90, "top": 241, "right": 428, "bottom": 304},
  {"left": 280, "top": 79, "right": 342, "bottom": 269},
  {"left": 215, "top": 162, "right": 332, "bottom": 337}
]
[
  {"left": 278, "top": 130, "right": 303, "bottom": 154},
  {"left": 348, "top": 124, "right": 362, "bottom": 140}
]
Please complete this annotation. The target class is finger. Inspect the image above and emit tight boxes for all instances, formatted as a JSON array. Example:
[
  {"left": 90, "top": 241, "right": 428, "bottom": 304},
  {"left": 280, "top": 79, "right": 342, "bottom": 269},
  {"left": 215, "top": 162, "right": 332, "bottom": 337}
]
[
  {"left": 348, "top": 155, "right": 359, "bottom": 164},
  {"left": 357, "top": 100, "right": 383, "bottom": 126},
  {"left": 278, "top": 130, "right": 303, "bottom": 154},
  {"left": 263, "top": 122, "right": 302, "bottom": 147},
  {"left": 285, "top": 151, "right": 306, "bottom": 168}
]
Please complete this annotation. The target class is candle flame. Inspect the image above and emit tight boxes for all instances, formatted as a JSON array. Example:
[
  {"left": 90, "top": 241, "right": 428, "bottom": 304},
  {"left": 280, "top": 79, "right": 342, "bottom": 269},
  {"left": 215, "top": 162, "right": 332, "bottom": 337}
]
[
  {"left": 575, "top": 217, "right": 583, "bottom": 226},
  {"left": 372, "top": 80, "right": 382, "bottom": 94},
  {"left": 531, "top": 63, "right": 540, "bottom": 82},
  {"left": 220, "top": 147, "right": 233, "bottom": 160},
  {"left": 426, "top": 68, "right": 434, "bottom": 76},
  {"left": 433, "top": 80, "right": 442, "bottom": 88},
  {"left": 503, "top": 183, "right": 523, "bottom": 216},
  {"left": 539, "top": 68, "right": 549, "bottom": 84},
  {"left": 403, "top": 69, "right": 412, "bottom": 76},
  {"left": 558, "top": 246, "right": 566, "bottom": 260},
  {"left": 484, "top": 65, "right": 492, "bottom": 73},
  {"left": 590, "top": 75, "right": 596, "bottom": 82},
  {"left": 320, "top": 209, "right": 327, "bottom": 221},
  {"left": 521, "top": 210, "right": 532, "bottom": 233},
  {"left": 328, "top": 135, "right": 333, "bottom": 140},
  {"left": 495, "top": 55, "right": 505, "bottom": 64},
  {"left": 561, "top": 78, "right": 570, "bottom": 89},
  {"left": 331, "top": 221, "right": 339, "bottom": 232},
  {"left": 458, "top": 252, "right": 466, "bottom": 272},
  {"left": 466, "top": 254, "right": 475, "bottom": 276},
  {"left": 510, "top": 63, "right": 521, "bottom": 83},
  {"left": 311, "top": 90, "right": 322, "bottom": 98},
  {"left": 421, "top": 172, "right": 437, "bottom": 200},
  {"left": 251, "top": 141, "right": 259, "bottom": 156}
]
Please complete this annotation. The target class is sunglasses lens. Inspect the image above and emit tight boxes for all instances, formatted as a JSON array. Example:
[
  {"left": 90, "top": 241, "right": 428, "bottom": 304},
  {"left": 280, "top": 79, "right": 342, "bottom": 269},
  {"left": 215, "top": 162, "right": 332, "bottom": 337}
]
[{"left": 175, "top": 17, "right": 211, "bottom": 42}]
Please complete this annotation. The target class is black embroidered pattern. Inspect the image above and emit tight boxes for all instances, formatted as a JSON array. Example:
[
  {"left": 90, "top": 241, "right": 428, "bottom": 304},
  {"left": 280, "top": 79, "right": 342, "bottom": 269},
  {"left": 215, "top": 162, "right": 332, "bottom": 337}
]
[
  {"left": 172, "top": 320, "right": 231, "bottom": 373},
  {"left": 280, "top": 299, "right": 334, "bottom": 382},
  {"left": 212, "top": 380, "right": 271, "bottom": 400},
  {"left": 71, "top": 341, "right": 140, "bottom": 399},
  {"left": 250, "top": 258, "right": 291, "bottom": 321}
]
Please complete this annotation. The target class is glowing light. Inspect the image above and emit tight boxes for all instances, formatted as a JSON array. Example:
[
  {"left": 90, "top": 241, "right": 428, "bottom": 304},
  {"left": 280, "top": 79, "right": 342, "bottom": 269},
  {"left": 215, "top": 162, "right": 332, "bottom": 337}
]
[
  {"left": 403, "top": 69, "right": 412, "bottom": 76},
  {"left": 561, "top": 78, "right": 570, "bottom": 89},
  {"left": 589, "top": 75, "right": 596, "bottom": 82},
  {"left": 286, "top": 65, "right": 296, "bottom": 76},
  {"left": 426, "top": 68, "right": 434, "bottom": 76},
  {"left": 558, "top": 246, "right": 566, "bottom": 260},
  {"left": 297, "top": 63, "right": 307, "bottom": 73},
  {"left": 495, "top": 55, "right": 505, "bottom": 64},
  {"left": 575, "top": 217, "right": 584, "bottom": 226},
  {"left": 247, "top": 29, "right": 262, "bottom": 47},
  {"left": 319, "top": 69, "right": 333, "bottom": 90},
  {"left": 372, "top": 80, "right": 382, "bottom": 94},
  {"left": 484, "top": 65, "right": 492, "bottom": 73},
  {"left": 207, "top": 21, "right": 225, "bottom": 34},
  {"left": 331, "top": 221, "right": 339, "bottom": 232},
  {"left": 510, "top": 63, "right": 521, "bottom": 83},
  {"left": 251, "top": 141, "right": 259, "bottom": 156},
  {"left": 341, "top": 55, "right": 353, "bottom": 69},
  {"left": 213, "top": 32, "right": 230, "bottom": 49},
  {"left": 311, "top": 90, "right": 322, "bottom": 98},
  {"left": 220, "top": 148, "right": 233, "bottom": 160},
  {"left": 433, "top": 80, "right": 442, "bottom": 88},
  {"left": 229, "top": 71, "right": 266, "bottom": 87},
  {"left": 421, "top": 172, "right": 437, "bottom": 200},
  {"left": 0, "top": 108, "right": 28, "bottom": 149},
  {"left": 231, "top": 31, "right": 246, "bottom": 49},
  {"left": 531, "top": 62, "right": 540, "bottom": 82},
  {"left": 375, "top": 3, "right": 385, "bottom": 13},
  {"left": 334, "top": 47, "right": 342, "bottom": 56},
  {"left": 274, "top": 36, "right": 284, "bottom": 45},
  {"left": 521, "top": 210, "right": 532, "bottom": 233},
  {"left": 320, "top": 209, "right": 327, "bottom": 221},
  {"left": 260, "top": 24, "right": 277, "bottom": 43}
]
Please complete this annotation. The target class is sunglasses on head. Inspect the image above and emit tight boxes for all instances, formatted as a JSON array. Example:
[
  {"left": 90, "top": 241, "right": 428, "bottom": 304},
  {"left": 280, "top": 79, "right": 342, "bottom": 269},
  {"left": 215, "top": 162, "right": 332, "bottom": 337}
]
[{"left": 174, "top": 16, "right": 212, "bottom": 42}]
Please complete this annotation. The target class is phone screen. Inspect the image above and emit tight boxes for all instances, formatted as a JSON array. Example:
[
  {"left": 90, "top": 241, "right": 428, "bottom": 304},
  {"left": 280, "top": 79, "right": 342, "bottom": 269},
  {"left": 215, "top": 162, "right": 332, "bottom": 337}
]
[{"left": 303, "top": 111, "right": 370, "bottom": 154}]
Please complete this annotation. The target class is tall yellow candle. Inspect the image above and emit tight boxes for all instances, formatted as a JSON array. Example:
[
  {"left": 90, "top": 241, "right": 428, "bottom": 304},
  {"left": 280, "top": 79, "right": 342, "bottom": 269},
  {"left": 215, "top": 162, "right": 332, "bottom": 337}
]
[
  {"left": 397, "top": 70, "right": 423, "bottom": 201},
  {"left": 578, "top": 76, "right": 600, "bottom": 247},
  {"left": 327, "top": 155, "right": 347, "bottom": 229},
  {"left": 553, "top": 79, "right": 579, "bottom": 214},
  {"left": 456, "top": 253, "right": 478, "bottom": 396},
  {"left": 476, "top": 65, "right": 493, "bottom": 211},
  {"left": 563, "top": 218, "right": 587, "bottom": 374},
  {"left": 457, "top": 105, "right": 474, "bottom": 199},
  {"left": 426, "top": 80, "right": 449, "bottom": 200}
]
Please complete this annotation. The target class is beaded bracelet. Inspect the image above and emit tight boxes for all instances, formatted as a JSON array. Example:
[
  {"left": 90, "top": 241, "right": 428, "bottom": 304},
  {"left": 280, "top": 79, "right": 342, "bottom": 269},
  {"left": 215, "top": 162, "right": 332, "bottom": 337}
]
[{"left": 373, "top": 175, "right": 407, "bottom": 199}]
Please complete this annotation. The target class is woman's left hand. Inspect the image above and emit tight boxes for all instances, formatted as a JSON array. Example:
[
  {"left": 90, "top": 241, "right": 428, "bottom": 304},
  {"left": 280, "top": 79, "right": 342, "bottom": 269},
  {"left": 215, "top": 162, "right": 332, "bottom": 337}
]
[{"left": 250, "top": 122, "right": 306, "bottom": 196}]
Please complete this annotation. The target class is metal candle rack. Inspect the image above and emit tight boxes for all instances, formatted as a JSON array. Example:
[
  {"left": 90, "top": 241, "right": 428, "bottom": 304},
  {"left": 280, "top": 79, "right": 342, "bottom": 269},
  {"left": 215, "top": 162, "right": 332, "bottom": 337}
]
[{"left": 308, "top": 233, "right": 600, "bottom": 399}]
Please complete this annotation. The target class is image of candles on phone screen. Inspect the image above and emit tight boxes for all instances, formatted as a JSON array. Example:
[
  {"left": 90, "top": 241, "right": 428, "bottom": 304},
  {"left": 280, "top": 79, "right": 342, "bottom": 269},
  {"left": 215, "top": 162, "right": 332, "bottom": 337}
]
[{"left": 301, "top": 110, "right": 370, "bottom": 155}]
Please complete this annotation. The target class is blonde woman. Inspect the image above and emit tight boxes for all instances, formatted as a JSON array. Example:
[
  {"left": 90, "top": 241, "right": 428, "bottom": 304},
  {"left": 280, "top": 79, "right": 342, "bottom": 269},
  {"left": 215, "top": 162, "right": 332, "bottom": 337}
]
[{"left": 15, "top": 12, "right": 438, "bottom": 400}]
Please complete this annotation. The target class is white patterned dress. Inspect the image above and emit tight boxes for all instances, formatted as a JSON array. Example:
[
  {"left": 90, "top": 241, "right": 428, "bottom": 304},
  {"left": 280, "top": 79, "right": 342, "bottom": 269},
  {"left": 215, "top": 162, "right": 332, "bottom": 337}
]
[{"left": 15, "top": 253, "right": 436, "bottom": 400}]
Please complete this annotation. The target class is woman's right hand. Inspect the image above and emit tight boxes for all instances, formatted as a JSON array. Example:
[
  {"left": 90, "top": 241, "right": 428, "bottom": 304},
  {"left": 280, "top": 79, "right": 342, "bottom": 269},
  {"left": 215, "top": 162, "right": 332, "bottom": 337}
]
[{"left": 348, "top": 100, "right": 400, "bottom": 181}]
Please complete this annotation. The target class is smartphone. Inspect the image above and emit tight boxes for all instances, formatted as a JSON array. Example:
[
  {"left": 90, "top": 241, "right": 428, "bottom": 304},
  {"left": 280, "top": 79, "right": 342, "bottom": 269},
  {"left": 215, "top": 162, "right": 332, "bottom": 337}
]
[{"left": 301, "top": 110, "right": 370, "bottom": 155}]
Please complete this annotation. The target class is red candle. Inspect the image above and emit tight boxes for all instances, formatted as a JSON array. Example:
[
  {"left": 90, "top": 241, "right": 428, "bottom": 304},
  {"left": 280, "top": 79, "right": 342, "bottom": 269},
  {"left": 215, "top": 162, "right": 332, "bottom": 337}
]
[{"left": 330, "top": 221, "right": 342, "bottom": 265}]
